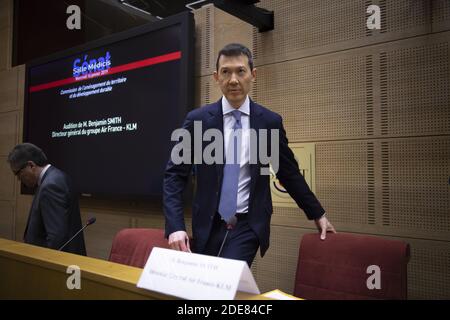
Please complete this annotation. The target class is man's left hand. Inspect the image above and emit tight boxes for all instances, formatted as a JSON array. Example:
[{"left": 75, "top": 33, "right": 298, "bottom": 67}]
[{"left": 314, "top": 215, "right": 336, "bottom": 240}]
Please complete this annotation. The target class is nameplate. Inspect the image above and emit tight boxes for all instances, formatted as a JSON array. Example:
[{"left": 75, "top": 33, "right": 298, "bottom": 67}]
[{"left": 137, "top": 247, "right": 260, "bottom": 300}]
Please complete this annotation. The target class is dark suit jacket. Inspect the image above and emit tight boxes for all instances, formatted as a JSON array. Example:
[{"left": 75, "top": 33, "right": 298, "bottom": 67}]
[
  {"left": 24, "top": 166, "right": 87, "bottom": 255},
  {"left": 164, "top": 99, "right": 325, "bottom": 257}
]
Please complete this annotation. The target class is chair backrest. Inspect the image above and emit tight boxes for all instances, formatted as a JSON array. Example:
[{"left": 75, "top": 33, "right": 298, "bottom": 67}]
[
  {"left": 293, "top": 232, "right": 410, "bottom": 300},
  {"left": 109, "top": 228, "right": 170, "bottom": 268}
]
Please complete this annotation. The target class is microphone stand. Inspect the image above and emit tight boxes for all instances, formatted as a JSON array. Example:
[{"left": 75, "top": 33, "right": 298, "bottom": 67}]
[
  {"left": 58, "top": 218, "right": 95, "bottom": 251},
  {"left": 217, "top": 216, "right": 237, "bottom": 257}
]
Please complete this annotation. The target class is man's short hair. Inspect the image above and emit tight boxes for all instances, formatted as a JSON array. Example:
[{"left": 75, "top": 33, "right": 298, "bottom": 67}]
[
  {"left": 7, "top": 143, "right": 48, "bottom": 167},
  {"left": 216, "top": 43, "right": 254, "bottom": 71}
]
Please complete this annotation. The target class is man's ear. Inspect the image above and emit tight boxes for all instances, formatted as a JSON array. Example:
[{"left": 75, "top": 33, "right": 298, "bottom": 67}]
[
  {"left": 213, "top": 71, "right": 219, "bottom": 83},
  {"left": 251, "top": 68, "right": 257, "bottom": 82}
]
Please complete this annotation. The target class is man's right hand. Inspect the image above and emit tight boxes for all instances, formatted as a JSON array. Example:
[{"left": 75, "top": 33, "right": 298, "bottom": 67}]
[{"left": 168, "top": 231, "right": 191, "bottom": 252}]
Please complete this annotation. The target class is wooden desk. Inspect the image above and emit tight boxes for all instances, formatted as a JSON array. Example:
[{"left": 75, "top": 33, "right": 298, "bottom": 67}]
[{"left": 0, "top": 238, "right": 261, "bottom": 300}]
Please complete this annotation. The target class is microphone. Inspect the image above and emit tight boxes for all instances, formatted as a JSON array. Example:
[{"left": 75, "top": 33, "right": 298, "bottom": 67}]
[
  {"left": 58, "top": 217, "right": 96, "bottom": 251},
  {"left": 217, "top": 215, "right": 237, "bottom": 257}
]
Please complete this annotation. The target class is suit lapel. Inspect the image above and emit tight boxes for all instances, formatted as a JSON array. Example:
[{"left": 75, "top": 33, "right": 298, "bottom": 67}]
[
  {"left": 205, "top": 100, "right": 224, "bottom": 181},
  {"left": 249, "top": 100, "right": 264, "bottom": 202}
]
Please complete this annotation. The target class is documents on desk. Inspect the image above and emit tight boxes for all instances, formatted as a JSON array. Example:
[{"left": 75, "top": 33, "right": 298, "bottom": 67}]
[{"left": 262, "top": 289, "right": 303, "bottom": 300}]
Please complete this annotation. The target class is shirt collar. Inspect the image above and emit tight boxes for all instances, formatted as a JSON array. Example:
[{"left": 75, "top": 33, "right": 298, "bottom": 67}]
[
  {"left": 38, "top": 164, "right": 51, "bottom": 186},
  {"left": 221, "top": 95, "right": 250, "bottom": 116}
]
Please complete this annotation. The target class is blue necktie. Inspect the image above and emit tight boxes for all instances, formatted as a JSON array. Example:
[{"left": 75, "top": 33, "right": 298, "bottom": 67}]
[{"left": 218, "top": 110, "right": 242, "bottom": 223}]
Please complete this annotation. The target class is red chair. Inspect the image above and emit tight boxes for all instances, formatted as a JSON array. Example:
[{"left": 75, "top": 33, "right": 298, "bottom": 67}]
[
  {"left": 109, "top": 228, "right": 170, "bottom": 268},
  {"left": 293, "top": 232, "right": 410, "bottom": 300}
]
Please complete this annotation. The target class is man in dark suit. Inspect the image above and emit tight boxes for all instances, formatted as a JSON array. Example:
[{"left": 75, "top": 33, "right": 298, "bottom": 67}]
[
  {"left": 164, "top": 43, "right": 335, "bottom": 266},
  {"left": 8, "top": 143, "right": 86, "bottom": 255}
]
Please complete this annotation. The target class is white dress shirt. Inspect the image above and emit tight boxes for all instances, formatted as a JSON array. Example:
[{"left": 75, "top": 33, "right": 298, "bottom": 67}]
[{"left": 38, "top": 164, "right": 51, "bottom": 186}]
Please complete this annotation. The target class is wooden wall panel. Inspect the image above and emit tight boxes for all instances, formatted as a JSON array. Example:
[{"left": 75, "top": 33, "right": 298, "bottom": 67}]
[
  {"left": 0, "top": 156, "right": 14, "bottom": 200},
  {"left": 0, "top": 200, "right": 14, "bottom": 239},
  {"left": 432, "top": 0, "right": 450, "bottom": 32},
  {"left": 254, "top": 54, "right": 371, "bottom": 141},
  {"left": 0, "top": 68, "right": 18, "bottom": 112},
  {"left": 0, "top": 0, "right": 11, "bottom": 30},
  {"left": 253, "top": 0, "right": 434, "bottom": 66},
  {"left": 194, "top": 4, "right": 214, "bottom": 76},
  {"left": 381, "top": 137, "right": 450, "bottom": 240},
  {"left": 0, "top": 0, "right": 11, "bottom": 71},
  {"left": 0, "top": 112, "right": 17, "bottom": 156},
  {"left": 379, "top": 38, "right": 450, "bottom": 137},
  {"left": 0, "top": 27, "right": 9, "bottom": 71},
  {"left": 407, "top": 238, "right": 450, "bottom": 299}
]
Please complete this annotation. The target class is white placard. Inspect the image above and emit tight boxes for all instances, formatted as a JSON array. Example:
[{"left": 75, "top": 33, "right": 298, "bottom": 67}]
[{"left": 137, "top": 247, "right": 260, "bottom": 300}]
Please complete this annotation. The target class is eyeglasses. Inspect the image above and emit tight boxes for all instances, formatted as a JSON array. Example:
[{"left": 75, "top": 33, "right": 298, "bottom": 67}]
[{"left": 13, "top": 163, "right": 28, "bottom": 177}]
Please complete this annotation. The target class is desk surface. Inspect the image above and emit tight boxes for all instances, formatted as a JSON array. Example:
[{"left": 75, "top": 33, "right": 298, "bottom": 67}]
[{"left": 0, "top": 238, "right": 265, "bottom": 300}]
